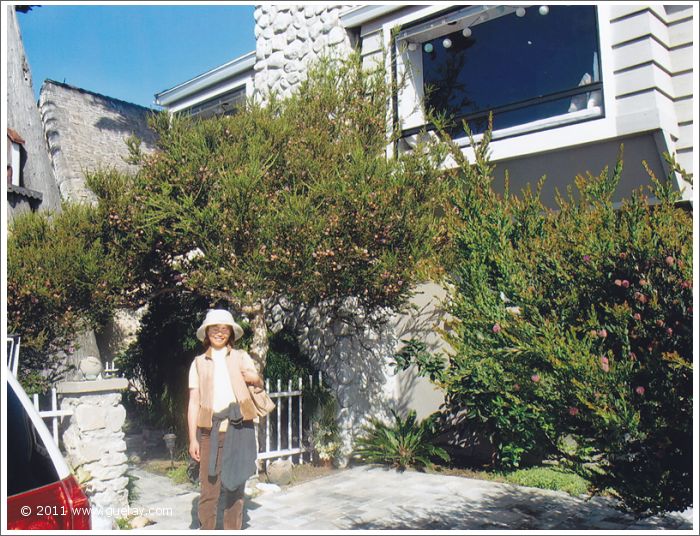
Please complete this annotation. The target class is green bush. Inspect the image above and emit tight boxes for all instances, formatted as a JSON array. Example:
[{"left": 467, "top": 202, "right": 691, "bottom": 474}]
[
  {"left": 86, "top": 51, "right": 455, "bottom": 336},
  {"left": 7, "top": 204, "right": 125, "bottom": 393},
  {"left": 353, "top": 409, "right": 449, "bottom": 471},
  {"left": 504, "top": 466, "right": 591, "bottom": 497},
  {"left": 403, "top": 124, "right": 692, "bottom": 515}
]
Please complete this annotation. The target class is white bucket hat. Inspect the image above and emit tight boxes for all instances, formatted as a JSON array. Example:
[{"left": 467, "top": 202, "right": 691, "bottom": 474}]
[{"left": 196, "top": 309, "right": 244, "bottom": 342}]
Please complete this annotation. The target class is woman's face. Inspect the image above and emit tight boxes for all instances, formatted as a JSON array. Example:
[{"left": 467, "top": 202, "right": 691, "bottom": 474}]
[{"left": 207, "top": 324, "right": 232, "bottom": 350}]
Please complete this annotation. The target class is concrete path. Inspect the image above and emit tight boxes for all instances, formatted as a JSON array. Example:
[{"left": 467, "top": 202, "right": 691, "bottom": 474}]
[
  {"left": 128, "top": 463, "right": 694, "bottom": 531},
  {"left": 128, "top": 465, "right": 199, "bottom": 530}
]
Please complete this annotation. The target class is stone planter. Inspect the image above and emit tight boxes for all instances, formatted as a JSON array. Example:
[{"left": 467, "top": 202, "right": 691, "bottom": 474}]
[{"left": 78, "top": 356, "right": 103, "bottom": 380}]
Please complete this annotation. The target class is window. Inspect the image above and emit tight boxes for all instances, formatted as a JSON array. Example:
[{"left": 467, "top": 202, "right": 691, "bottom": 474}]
[
  {"left": 7, "top": 128, "right": 25, "bottom": 186},
  {"left": 7, "top": 383, "right": 60, "bottom": 496},
  {"left": 184, "top": 86, "right": 246, "bottom": 119},
  {"left": 397, "top": 5, "right": 602, "bottom": 141}
]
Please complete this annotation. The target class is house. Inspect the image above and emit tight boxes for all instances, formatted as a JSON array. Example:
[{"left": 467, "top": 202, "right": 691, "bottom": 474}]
[
  {"left": 154, "top": 3, "right": 695, "bottom": 450},
  {"left": 5, "top": 5, "right": 62, "bottom": 222},
  {"left": 156, "top": 4, "right": 694, "bottom": 204}
]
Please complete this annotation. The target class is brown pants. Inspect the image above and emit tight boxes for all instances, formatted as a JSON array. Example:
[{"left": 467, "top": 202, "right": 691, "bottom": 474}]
[{"left": 198, "top": 429, "right": 245, "bottom": 530}]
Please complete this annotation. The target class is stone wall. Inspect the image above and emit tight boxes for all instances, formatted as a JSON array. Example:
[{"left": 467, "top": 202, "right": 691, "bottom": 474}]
[
  {"left": 59, "top": 379, "right": 130, "bottom": 525},
  {"left": 39, "top": 80, "right": 157, "bottom": 204},
  {"left": 253, "top": 4, "right": 356, "bottom": 100},
  {"left": 268, "top": 283, "right": 449, "bottom": 462}
]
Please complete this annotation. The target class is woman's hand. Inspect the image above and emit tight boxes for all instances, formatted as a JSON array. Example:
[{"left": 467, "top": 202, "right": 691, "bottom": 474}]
[
  {"left": 189, "top": 439, "right": 200, "bottom": 462},
  {"left": 241, "top": 369, "right": 263, "bottom": 388}
]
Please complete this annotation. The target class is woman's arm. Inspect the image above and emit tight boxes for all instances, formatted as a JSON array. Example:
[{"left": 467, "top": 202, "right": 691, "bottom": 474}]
[
  {"left": 187, "top": 388, "right": 201, "bottom": 462},
  {"left": 241, "top": 368, "right": 264, "bottom": 388},
  {"left": 241, "top": 352, "right": 264, "bottom": 388}
]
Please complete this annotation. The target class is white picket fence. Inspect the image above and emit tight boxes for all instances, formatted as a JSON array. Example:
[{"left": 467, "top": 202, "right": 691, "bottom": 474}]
[
  {"left": 32, "top": 387, "right": 73, "bottom": 447},
  {"left": 258, "top": 371, "right": 323, "bottom": 467},
  {"left": 7, "top": 335, "right": 21, "bottom": 377},
  {"left": 9, "top": 334, "right": 320, "bottom": 464}
]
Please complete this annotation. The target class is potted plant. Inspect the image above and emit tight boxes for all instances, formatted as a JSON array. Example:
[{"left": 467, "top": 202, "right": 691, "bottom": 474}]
[{"left": 309, "top": 397, "right": 341, "bottom": 467}]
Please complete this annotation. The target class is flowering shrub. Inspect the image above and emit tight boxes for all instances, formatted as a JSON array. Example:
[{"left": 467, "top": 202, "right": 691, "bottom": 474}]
[{"left": 411, "top": 124, "right": 693, "bottom": 514}]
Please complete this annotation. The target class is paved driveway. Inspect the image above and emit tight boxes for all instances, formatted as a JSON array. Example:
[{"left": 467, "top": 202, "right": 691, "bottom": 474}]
[
  {"left": 130, "top": 464, "right": 694, "bottom": 531},
  {"left": 245, "top": 465, "right": 693, "bottom": 531}
]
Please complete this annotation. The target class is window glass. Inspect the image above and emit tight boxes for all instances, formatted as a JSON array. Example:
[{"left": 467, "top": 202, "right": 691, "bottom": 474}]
[
  {"left": 421, "top": 5, "right": 600, "bottom": 135},
  {"left": 7, "top": 384, "right": 60, "bottom": 496},
  {"left": 186, "top": 87, "right": 246, "bottom": 119}
]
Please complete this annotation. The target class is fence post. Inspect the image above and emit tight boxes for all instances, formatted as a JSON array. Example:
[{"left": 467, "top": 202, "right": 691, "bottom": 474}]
[{"left": 298, "top": 376, "right": 303, "bottom": 464}]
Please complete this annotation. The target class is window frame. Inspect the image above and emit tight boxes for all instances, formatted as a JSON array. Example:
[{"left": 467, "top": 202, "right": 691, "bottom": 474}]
[
  {"left": 393, "top": 4, "right": 606, "bottom": 148},
  {"left": 183, "top": 85, "right": 247, "bottom": 119}
]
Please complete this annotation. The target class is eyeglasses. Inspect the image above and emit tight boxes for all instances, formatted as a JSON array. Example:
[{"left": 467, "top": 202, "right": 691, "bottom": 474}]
[{"left": 208, "top": 326, "right": 231, "bottom": 335}]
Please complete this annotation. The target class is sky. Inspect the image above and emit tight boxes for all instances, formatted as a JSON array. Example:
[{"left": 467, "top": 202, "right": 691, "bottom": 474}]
[{"left": 16, "top": 3, "right": 257, "bottom": 109}]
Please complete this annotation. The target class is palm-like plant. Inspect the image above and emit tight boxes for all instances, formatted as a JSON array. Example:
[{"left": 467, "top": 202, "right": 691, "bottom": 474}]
[{"left": 353, "top": 409, "right": 449, "bottom": 470}]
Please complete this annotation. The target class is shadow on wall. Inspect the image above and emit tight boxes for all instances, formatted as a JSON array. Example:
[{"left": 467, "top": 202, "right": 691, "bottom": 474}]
[
  {"left": 94, "top": 114, "right": 157, "bottom": 144},
  {"left": 390, "top": 283, "right": 451, "bottom": 421}
]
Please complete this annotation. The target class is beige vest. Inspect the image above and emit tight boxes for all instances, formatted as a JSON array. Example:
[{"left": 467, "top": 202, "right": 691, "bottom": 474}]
[{"left": 195, "top": 346, "right": 257, "bottom": 429}]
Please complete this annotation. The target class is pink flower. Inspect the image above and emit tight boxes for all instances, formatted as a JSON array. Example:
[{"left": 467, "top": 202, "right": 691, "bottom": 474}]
[
  {"left": 681, "top": 280, "right": 692, "bottom": 289},
  {"left": 492, "top": 323, "right": 502, "bottom": 334},
  {"left": 633, "top": 313, "right": 642, "bottom": 321},
  {"left": 619, "top": 252, "right": 628, "bottom": 260},
  {"left": 583, "top": 255, "right": 591, "bottom": 263},
  {"left": 589, "top": 329, "right": 598, "bottom": 337},
  {"left": 635, "top": 386, "right": 645, "bottom": 395},
  {"left": 614, "top": 279, "right": 622, "bottom": 287},
  {"left": 531, "top": 374, "right": 540, "bottom": 383},
  {"left": 628, "top": 351, "right": 637, "bottom": 361},
  {"left": 639, "top": 279, "right": 648, "bottom": 286},
  {"left": 568, "top": 407, "right": 579, "bottom": 416},
  {"left": 598, "top": 329, "right": 608, "bottom": 339},
  {"left": 665, "top": 256, "right": 675, "bottom": 266},
  {"left": 600, "top": 356, "right": 610, "bottom": 372},
  {"left": 513, "top": 384, "right": 520, "bottom": 392},
  {"left": 621, "top": 280, "right": 630, "bottom": 288},
  {"left": 666, "top": 327, "right": 673, "bottom": 336}
]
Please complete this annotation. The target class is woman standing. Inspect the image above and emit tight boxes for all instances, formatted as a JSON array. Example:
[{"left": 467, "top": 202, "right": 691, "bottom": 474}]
[{"left": 188, "top": 309, "right": 263, "bottom": 530}]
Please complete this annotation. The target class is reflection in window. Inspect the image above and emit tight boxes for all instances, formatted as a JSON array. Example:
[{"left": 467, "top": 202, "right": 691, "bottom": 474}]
[
  {"left": 185, "top": 86, "right": 246, "bottom": 119},
  {"left": 420, "top": 5, "right": 601, "bottom": 137}
]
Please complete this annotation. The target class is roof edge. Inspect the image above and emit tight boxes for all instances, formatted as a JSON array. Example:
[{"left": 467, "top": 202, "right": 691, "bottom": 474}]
[
  {"left": 41, "top": 79, "right": 158, "bottom": 112},
  {"left": 340, "top": 5, "right": 403, "bottom": 28},
  {"left": 155, "top": 51, "right": 255, "bottom": 107}
]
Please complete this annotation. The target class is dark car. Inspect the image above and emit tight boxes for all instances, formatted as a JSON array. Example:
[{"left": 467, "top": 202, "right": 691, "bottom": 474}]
[{"left": 6, "top": 368, "right": 92, "bottom": 530}]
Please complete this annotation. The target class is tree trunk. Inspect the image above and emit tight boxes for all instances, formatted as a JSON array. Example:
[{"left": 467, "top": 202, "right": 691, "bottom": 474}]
[{"left": 242, "top": 302, "right": 269, "bottom": 374}]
